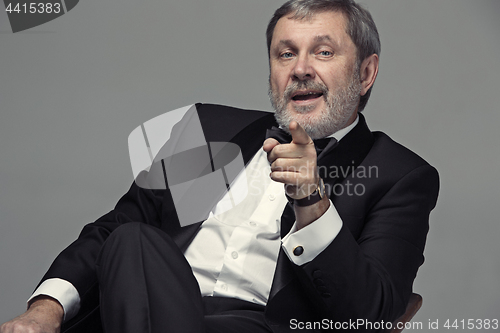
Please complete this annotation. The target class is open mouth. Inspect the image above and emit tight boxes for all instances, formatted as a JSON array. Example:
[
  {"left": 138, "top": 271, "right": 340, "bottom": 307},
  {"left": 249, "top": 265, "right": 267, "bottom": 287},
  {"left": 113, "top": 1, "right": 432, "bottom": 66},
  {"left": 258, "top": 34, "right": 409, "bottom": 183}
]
[{"left": 291, "top": 91, "right": 324, "bottom": 101}]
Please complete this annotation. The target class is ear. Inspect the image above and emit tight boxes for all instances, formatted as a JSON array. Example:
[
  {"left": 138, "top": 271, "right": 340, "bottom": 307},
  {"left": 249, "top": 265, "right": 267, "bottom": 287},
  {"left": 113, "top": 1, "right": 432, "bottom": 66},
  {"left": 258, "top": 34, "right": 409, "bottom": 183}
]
[{"left": 359, "top": 53, "right": 379, "bottom": 96}]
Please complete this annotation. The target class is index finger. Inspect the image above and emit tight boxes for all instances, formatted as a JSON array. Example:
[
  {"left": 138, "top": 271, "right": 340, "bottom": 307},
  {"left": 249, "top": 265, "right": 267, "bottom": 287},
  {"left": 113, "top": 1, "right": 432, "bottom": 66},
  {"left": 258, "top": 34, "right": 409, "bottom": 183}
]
[{"left": 289, "top": 121, "right": 312, "bottom": 145}]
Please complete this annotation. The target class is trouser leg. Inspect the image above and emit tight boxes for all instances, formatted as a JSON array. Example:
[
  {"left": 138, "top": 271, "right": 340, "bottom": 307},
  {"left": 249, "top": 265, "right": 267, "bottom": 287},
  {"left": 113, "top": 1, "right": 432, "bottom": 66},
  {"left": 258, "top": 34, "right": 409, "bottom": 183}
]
[
  {"left": 96, "top": 222, "right": 205, "bottom": 333},
  {"left": 202, "top": 297, "right": 272, "bottom": 333}
]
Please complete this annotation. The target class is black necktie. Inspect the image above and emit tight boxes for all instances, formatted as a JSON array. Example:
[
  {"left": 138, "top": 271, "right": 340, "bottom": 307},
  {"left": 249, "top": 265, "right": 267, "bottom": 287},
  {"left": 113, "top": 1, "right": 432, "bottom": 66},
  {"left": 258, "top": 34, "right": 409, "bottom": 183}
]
[{"left": 265, "top": 126, "right": 338, "bottom": 159}]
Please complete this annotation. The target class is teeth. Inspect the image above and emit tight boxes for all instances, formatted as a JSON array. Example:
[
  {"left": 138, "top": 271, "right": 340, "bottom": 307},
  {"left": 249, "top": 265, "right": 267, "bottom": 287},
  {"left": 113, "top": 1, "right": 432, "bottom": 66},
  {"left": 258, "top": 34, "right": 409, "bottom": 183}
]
[{"left": 291, "top": 91, "right": 322, "bottom": 100}]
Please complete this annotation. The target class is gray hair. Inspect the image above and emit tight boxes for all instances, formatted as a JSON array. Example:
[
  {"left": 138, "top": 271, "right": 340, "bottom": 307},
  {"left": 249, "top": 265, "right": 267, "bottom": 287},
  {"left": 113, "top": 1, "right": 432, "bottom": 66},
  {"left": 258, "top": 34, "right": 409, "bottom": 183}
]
[{"left": 266, "top": 0, "right": 380, "bottom": 112}]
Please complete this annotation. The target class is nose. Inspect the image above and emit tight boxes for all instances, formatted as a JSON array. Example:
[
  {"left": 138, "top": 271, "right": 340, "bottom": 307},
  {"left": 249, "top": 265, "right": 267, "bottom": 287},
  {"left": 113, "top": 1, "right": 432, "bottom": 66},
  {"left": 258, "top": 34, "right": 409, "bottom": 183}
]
[{"left": 292, "top": 54, "right": 315, "bottom": 81}]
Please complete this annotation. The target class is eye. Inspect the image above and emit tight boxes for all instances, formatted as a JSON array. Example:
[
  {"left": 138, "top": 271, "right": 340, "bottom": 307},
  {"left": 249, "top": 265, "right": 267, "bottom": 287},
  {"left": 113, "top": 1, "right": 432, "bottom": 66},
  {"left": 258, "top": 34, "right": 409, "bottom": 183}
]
[
  {"left": 318, "top": 50, "right": 333, "bottom": 57},
  {"left": 280, "top": 52, "right": 294, "bottom": 59}
]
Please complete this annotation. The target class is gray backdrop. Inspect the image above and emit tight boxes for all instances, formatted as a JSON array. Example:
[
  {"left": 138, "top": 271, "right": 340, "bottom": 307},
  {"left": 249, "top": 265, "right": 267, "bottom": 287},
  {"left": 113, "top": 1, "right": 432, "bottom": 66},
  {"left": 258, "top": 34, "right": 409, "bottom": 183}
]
[{"left": 1, "top": 0, "right": 499, "bottom": 330}]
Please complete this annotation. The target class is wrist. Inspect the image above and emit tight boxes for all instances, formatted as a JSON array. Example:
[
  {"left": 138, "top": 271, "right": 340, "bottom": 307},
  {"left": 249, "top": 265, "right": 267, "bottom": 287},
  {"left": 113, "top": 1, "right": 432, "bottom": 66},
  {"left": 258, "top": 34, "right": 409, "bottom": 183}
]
[
  {"left": 28, "top": 295, "right": 64, "bottom": 323},
  {"left": 294, "top": 194, "right": 330, "bottom": 230},
  {"left": 286, "top": 178, "right": 326, "bottom": 207}
]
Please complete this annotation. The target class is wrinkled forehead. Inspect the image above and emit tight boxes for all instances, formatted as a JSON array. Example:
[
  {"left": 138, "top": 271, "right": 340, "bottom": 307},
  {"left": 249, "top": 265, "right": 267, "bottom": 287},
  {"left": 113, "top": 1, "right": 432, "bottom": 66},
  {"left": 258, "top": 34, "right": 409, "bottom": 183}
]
[
  {"left": 271, "top": 11, "right": 351, "bottom": 50},
  {"left": 284, "top": 8, "right": 349, "bottom": 32}
]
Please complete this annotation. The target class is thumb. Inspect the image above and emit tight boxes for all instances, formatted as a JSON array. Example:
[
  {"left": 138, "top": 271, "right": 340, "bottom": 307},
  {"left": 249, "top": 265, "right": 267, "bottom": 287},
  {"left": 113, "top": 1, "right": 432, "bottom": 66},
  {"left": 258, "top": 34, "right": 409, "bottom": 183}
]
[{"left": 289, "top": 121, "right": 312, "bottom": 145}]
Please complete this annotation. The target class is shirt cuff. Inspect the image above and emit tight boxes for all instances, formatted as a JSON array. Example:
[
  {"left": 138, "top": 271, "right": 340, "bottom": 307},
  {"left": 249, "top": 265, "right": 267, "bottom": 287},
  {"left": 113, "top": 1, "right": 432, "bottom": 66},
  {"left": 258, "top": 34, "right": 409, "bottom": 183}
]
[
  {"left": 27, "top": 278, "right": 81, "bottom": 322},
  {"left": 281, "top": 200, "right": 343, "bottom": 266}
]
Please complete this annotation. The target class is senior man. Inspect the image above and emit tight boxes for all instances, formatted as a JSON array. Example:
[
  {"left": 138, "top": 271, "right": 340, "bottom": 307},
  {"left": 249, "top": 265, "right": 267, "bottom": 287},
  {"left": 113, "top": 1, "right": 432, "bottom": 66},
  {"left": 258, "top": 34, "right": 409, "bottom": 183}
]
[{"left": 1, "top": 0, "right": 439, "bottom": 332}]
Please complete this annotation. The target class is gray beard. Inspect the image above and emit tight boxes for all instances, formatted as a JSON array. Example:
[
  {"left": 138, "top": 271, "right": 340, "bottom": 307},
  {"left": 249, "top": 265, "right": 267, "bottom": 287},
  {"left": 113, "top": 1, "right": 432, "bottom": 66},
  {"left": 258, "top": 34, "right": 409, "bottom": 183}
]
[{"left": 268, "top": 69, "right": 361, "bottom": 140}]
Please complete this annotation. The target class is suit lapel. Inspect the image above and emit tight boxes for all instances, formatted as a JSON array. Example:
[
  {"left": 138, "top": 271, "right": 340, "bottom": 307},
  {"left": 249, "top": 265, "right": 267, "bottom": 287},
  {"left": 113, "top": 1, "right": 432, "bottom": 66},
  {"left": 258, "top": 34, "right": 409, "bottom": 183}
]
[
  {"left": 319, "top": 113, "right": 374, "bottom": 192},
  {"left": 197, "top": 103, "right": 277, "bottom": 165}
]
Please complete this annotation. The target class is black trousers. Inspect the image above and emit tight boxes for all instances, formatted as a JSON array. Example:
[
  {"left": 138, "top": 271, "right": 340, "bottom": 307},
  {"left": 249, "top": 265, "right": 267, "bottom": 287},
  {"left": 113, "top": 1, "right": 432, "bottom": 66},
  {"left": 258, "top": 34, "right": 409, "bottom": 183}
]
[{"left": 96, "top": 222, "right": 273, "bottom": 333}]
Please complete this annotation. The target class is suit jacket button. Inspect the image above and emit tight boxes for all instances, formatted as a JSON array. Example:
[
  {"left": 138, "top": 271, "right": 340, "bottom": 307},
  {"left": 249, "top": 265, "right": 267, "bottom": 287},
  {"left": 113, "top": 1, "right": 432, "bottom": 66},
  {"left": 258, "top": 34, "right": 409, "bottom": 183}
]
[
  {"left": 322, "top": 293, "right": 331, "bottom": 298},
  {"left": 317, "top": 286, "right": 328, "bottom": 293},
  {"left": 313, "top": 278, "right": 325, "bottom": 286},
  {"left": 293, "top": 246, "right": 304, "bottom": 256},
  {"left": 312, "top": 270, "right": 322, "bottom": 279}
]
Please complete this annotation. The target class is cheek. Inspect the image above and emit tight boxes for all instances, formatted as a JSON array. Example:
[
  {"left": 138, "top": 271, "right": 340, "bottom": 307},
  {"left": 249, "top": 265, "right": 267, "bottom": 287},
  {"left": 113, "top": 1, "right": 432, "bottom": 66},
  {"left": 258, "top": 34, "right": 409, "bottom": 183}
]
[
  {"left": 317, "top": 62, "right": 351, "bottom": 86},
  {"left": 269, "top": 75, "right": 283, "bottom": 95},
  {"left": 270, "top": 67, "right": 289, "bottom": 92},
  {"left": 321, "top": 70, "right": 347, "bottom": 92}
]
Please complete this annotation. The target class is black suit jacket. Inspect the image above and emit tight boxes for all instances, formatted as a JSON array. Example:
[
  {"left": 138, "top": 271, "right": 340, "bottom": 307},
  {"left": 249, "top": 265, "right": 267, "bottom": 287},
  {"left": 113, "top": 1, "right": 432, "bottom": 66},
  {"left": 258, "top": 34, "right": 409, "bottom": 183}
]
[{"left": 43, "top": 103, "right": 439, "bottom": 332}]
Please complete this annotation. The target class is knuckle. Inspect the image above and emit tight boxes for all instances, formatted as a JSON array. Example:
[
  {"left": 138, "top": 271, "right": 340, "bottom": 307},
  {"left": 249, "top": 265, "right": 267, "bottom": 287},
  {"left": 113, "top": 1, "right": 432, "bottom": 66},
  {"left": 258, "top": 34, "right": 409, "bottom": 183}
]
[
  {"left": 271, "top": 163, "right": 281, "bottom": 172},
  {"left": 11, "top": 322, "right": 26, "bottom": 329},
  {"left": 8, "top": 321, "right": 37, "bottom": 333}
]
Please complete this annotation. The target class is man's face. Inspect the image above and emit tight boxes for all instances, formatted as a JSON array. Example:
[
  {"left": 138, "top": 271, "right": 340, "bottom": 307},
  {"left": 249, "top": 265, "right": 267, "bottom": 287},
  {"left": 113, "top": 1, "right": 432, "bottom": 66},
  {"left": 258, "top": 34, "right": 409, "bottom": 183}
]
[{"left": 269, "top": 11, "right": 361, "bottom": 139}]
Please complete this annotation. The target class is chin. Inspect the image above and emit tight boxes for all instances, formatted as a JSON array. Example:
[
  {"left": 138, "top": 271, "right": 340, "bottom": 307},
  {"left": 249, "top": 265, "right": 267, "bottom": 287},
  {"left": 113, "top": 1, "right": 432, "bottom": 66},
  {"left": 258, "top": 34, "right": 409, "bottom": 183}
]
[{"left": 276, "top": 105, "right": 335, "bottom": 139}]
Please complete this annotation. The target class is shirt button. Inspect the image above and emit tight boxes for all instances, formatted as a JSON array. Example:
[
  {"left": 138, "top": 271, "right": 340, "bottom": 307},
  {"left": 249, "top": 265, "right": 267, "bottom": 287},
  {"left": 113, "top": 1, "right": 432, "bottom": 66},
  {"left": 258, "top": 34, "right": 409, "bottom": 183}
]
[
  {"left": 249, "top": 221, "right": 257, "bottom": 227},
  {"left": 269, "top": 194, "right": 276, "bottom": 201},
  {"left": 221, "top": 284, "right": 228, "bottom": 291},
  {"left": 231, "top": 251, "right": 239, "bottom": 259}
]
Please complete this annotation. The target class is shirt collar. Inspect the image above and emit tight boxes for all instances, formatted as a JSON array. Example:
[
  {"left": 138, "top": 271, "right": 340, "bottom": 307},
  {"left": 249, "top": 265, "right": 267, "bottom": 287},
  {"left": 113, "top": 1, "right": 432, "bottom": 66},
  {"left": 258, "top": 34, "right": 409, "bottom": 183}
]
[
  {"left": 328, "top": 114, "right": 359, "bottom": 142},
  {"left": 277, "top": 114, "right": 359, "bottom": 142}
]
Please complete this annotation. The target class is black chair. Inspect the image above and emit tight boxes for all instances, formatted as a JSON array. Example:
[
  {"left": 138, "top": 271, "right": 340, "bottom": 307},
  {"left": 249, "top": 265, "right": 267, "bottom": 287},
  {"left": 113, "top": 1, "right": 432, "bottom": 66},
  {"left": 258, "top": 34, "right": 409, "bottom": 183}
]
[{"left": 388, "top": 293, "right": 423, "bottom": 333}]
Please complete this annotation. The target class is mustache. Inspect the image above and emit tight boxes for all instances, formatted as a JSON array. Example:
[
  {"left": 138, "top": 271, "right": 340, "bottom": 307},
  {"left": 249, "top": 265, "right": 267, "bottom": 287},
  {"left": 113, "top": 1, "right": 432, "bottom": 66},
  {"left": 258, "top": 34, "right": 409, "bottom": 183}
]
[{"left": 283, "top": 81, "right": 329, "bottom": 101}]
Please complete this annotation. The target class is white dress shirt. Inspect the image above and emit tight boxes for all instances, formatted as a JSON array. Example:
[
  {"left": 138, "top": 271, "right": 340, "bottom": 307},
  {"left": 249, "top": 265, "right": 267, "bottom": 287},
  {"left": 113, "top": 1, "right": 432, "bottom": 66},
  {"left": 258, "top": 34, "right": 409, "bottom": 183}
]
[{"left": 29, "top": 116, "right": 359, "bottom": 321}]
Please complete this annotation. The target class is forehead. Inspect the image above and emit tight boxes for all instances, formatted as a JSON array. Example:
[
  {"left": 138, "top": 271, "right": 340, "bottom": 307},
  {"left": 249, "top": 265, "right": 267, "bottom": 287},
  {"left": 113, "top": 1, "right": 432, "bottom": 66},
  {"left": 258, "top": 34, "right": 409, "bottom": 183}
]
[{"left": 271, "top": 11, "right": 351, "bottom": 49}]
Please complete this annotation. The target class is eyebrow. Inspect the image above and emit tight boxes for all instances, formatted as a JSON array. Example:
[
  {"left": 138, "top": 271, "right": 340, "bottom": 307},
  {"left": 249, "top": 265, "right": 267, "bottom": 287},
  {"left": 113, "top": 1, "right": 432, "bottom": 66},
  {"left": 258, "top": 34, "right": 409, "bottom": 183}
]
[
  {"left": 313, "top": 35, "right": 334, "bottom": 44},
  {"left": 276, "top": 39, "right": 295, "bottom": 48}
]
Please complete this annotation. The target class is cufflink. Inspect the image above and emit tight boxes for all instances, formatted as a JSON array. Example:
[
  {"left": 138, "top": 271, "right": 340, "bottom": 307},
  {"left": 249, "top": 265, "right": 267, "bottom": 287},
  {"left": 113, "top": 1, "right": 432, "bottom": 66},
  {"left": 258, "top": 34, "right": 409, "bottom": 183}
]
[{"left": 293, "top": 246, "right": 304, "bottom": 256}]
